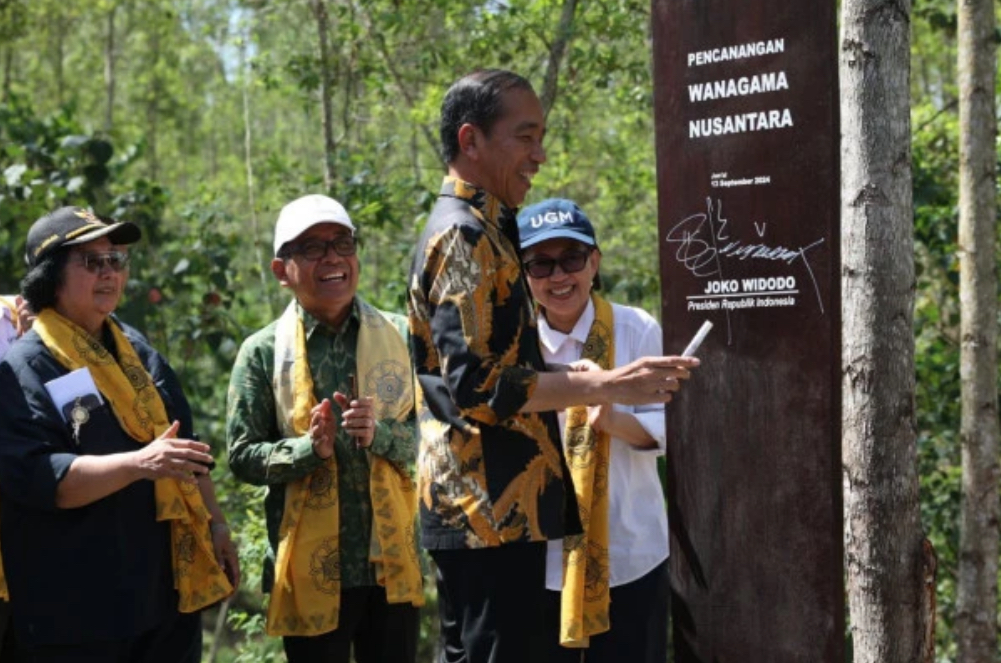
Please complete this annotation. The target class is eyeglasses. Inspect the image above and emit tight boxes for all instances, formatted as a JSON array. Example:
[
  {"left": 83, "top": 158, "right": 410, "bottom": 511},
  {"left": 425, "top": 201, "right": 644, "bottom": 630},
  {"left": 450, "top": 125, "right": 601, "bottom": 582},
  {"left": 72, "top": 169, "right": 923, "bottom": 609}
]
[
  {"left": 523, "top": 250, "right": 591, "bottom": 279},
  {"left": 286, "top": 236, "right": 357, "bottom": 261},
  {"left": 74, "top": 251, "right": 130, "bottom": 273}
]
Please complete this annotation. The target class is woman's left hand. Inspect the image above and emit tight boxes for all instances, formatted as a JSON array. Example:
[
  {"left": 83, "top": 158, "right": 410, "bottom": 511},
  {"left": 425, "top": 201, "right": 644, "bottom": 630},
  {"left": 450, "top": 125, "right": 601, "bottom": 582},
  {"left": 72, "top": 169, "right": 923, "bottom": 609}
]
[
  {"left": 14, "top": 295, "right": 35, "bottom": 336},
  {"left": 587, "top": 404, "right": 612, "bottom": 433},
  {"left": 210, "top": 522, "right": 241, "bottom": 589}
]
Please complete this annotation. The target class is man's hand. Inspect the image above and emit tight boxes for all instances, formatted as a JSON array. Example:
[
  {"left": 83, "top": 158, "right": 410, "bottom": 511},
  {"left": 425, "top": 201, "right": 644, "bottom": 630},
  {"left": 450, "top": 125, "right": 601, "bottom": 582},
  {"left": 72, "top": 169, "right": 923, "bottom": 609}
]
[
  {"left": 210, "top": 522, "right": 241, "bottom": 589},
  {"left": 134, "top": 420, "right": 214, "bottom": 482},
  {"left": 333, "top": 393, "right": 375, "bottom": 449},
  {"left": 310, "top": 398, "right": 336, "bottom": 459}
]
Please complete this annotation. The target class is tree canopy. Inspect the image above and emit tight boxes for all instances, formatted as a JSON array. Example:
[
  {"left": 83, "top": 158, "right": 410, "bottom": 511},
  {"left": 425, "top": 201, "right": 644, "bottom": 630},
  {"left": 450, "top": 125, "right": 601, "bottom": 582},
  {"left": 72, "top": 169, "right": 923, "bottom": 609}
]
[{"left": 0, "top": 0, "right": 998, "bottom": 660}]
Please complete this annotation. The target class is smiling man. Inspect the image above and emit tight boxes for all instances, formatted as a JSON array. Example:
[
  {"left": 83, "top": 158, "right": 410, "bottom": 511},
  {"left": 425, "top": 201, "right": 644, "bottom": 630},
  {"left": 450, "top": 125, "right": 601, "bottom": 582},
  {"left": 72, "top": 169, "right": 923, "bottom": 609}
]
[
  {"left": 408, "top": 70, "right": 700, "bottom": 663},
  {"left": 227, "top": 194, "right": 422, "bottom": 663}
]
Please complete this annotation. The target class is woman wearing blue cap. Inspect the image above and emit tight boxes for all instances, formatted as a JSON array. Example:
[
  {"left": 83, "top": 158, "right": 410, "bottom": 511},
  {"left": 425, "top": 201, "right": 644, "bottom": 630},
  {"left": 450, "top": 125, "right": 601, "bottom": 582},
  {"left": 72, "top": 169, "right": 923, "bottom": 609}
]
[{"left": 518, "top": 198, "right": 672, "bottom": 663}]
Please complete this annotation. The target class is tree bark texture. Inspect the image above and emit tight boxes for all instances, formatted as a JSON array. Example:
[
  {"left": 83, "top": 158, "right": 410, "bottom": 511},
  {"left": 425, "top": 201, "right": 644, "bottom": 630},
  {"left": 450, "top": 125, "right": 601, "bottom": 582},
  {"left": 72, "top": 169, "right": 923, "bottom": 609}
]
[
  {"left": 539, "top": 0, "right": 578, "bottom": 117},
  {"left": 1, "top": 47, "right": 12, "bottom": 103},
  {"left": 310, "top": 0, "right": 336, "bottom": 192},
  {"left": 146, "top": 21, "right": 160, "bottom": 182},
  {"left": 53, "top": 13, "right": 64, "bottom": 106},
  {"left": 955, "top": 0, "right": 1000, "bottom": 659},
  {"left": 240, "top": 33, "right": 270, "bottom": 302},
  {"left": 839, "top": 1, "right": 936, "bottom": 662},
  {"left": 103, "top": 4, "right": 117, "bottom": 133}
]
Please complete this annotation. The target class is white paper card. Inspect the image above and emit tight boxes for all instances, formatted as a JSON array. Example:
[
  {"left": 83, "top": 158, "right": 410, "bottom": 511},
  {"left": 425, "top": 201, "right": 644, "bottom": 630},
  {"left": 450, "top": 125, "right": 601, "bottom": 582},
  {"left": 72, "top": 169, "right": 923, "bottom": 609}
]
[{"left": 44, "top": 367, "right": 104, "bottom": 423}]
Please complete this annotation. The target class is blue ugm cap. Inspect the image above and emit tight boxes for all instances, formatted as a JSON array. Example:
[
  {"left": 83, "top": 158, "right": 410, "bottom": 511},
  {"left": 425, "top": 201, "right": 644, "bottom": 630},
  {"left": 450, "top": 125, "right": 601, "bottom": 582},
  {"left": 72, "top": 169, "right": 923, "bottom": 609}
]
[{"left": 517, "top": 198, "right": 598, "bottom": 250}]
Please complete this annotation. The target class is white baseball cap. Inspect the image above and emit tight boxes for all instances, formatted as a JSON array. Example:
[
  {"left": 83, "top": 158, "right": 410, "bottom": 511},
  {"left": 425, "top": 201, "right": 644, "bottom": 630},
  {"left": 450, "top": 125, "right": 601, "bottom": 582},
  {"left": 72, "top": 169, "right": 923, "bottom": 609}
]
[{"left": 273, "top": 194, "right": 356, "bottom": 257}]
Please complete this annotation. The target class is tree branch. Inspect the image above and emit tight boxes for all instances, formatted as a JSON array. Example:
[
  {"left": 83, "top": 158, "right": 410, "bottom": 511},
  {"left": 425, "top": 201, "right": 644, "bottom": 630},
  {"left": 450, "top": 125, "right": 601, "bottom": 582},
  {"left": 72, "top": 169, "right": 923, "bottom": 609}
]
[
  {"left": 539, "top": 0, "right": 578, "bottom": 117},
  {"left": 354, "top": 3, "right": 442, "bottom": 164}
]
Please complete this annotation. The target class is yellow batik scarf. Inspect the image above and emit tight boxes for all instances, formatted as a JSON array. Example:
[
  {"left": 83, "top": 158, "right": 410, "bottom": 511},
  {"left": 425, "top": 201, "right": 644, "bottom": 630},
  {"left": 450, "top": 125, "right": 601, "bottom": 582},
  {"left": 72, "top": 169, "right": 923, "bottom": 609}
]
[
  {"left": 32, "top": 309, "right": 233, "bottom": 612},
  {"left": 267, "top": 300, "right": 423, "bottom": 636},
  {"left": 0, "top": 298, "right": 12, "bottom": 599},
  {"left": 559, "top": 293, "right": 615, "bottom": 648}
]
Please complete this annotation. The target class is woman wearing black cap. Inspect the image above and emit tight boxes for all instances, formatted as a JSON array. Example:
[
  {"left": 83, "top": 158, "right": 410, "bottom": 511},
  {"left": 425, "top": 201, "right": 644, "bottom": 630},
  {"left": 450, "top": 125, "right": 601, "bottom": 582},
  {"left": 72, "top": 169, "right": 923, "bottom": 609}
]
[{"left": 0, "top": 207, "right": 240, "bottom": 661}]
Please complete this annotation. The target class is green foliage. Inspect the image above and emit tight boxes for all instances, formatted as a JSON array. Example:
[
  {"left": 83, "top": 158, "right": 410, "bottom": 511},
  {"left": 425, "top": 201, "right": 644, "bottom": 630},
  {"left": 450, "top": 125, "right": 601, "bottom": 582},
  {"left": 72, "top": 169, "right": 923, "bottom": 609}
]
[
  {"left": 2, "top": 1, "right": 997, "bottom": 660},
  {"left": 0, "top": 94, "right": 144, "bottom": 290},
  {"left": 911, "top": 4, "right": 1001, "bottom": 659}
]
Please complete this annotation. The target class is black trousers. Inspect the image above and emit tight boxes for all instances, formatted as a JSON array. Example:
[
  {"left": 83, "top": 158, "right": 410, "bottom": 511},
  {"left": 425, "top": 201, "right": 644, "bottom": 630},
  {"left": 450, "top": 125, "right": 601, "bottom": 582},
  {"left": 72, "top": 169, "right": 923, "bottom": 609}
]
[
  {"left": 282, "top": 586, "right": 419, "bottom": 663},
  {"left": 431, "top": 542, "right": 549, "bottom": 663},
  {"left": 0, "top": 599, "right": 25, "bottom": 663},
  {"left": 543, "top": 559, "right": 671, "bottom": 663},
  {"left": 19, "top": 609, "right": 201, "bottom": 663}
]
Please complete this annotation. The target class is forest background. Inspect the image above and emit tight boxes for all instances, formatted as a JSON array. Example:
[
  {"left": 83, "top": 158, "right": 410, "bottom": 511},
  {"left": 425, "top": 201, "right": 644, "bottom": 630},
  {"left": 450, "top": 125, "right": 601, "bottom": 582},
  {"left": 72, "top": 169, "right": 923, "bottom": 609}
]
[{"left": 0, "top": 0, "right": 997, "bottom": 661}]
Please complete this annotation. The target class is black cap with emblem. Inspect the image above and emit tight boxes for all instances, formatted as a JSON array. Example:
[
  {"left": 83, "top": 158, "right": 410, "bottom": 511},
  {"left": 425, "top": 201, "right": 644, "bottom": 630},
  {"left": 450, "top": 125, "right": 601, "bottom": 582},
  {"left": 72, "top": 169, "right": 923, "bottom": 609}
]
[{"left": 25, "top": 207, "right": 141, "bottom": 268}]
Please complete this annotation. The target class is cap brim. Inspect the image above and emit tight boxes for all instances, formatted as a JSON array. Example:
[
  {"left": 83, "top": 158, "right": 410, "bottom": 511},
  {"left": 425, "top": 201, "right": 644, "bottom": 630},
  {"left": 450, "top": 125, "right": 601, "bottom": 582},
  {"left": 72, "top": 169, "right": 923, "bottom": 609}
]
[
  {"left": 520, "top": 229, "right": 597, "bottom": 250},
  {"left": 274, "top": 218, "right": 356, "bottom": 256},
  {"left": 64, "top": 221, "right": 142, "bottom": 248}
]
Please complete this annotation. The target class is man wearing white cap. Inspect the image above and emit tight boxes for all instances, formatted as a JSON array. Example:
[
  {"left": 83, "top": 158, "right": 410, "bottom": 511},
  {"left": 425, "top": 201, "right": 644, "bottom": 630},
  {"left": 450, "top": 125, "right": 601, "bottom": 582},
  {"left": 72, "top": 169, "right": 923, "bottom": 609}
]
[{"left": 227, "top": 194, "right": 422, "bottom": 663}]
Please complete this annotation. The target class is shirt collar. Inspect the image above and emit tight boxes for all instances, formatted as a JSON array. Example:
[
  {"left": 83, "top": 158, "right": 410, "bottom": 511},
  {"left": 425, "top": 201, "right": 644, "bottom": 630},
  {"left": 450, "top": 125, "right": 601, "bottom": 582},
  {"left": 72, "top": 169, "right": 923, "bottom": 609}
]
[
  {"left": 439, "top": 176, "right": 514, "bottom": 234},
  {"left": 537, "top": 298, "right": 596, "bottom": 355},
  {"left": 296, "top": 299, "right": 359, "bottom": 338}
]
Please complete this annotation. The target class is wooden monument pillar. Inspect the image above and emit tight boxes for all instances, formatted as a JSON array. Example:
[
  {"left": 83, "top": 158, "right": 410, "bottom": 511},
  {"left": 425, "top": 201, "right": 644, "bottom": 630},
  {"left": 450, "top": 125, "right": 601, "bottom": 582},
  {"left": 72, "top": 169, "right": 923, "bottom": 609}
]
[{"left": 651, "top": 1, "right": 843, "bottom": 660}]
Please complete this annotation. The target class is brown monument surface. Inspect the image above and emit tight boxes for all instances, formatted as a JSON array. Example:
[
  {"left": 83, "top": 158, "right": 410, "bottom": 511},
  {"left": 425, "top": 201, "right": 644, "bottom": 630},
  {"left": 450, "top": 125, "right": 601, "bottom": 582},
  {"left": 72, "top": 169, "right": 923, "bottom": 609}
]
[{"left": 650, "top": 1, "right": 843, "bottom": 660}]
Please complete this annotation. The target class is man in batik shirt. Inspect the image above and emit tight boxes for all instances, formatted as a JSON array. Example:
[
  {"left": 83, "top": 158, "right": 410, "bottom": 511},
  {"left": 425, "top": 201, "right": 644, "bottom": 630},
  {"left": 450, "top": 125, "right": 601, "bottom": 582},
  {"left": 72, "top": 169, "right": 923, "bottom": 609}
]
[
  {"left": 228, "top": 194, "right": 422, "bottom": 663},
  {"left": 407, "top": 69, "right": 699, "bottom": 663}
]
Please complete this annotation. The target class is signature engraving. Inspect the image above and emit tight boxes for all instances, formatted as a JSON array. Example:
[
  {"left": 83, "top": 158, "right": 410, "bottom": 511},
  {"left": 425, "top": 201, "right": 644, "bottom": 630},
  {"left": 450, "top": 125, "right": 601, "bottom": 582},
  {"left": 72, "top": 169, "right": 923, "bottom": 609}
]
[{"left": 666, "top": 197, "right": 826, "bottom": 314}]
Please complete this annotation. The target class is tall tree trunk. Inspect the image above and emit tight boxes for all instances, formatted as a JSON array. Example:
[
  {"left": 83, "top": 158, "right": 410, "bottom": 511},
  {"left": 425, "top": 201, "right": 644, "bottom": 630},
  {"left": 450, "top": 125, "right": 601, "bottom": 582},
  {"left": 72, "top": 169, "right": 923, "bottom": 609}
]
[
  {"left": 146, "top": 19, "right": 160, "bottom": 182},
  {"left": 539, "top": 0, "right": 578, "bottom": 117},
  {"left": 341, "top": 1, "right": 356, "bottom": 145},
  {"left": 310, "top": 0, "right": 336, "bottom": 191},
  {"left": 240, "top": 30, "right": 270, "bottom": 305},
  {"left": 53, "top": 13, "right": 64, "bottom": 106},
  {"left": 103, "top": 3, "right": 118, "bottom": 133},
  {"left": 839, "top": 1, "right": 935, "bottom": 662},
  {"left": 954, "top": 0, "right": 1000, "bottom": 659},
  {"left": 1, "top": 47, "right": 12, "bottom": 103}
]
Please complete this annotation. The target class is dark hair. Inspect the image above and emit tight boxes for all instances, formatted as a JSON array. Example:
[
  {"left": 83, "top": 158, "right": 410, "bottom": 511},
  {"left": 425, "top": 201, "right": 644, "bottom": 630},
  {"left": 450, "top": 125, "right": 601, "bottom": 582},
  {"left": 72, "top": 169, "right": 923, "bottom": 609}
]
[
  {"left": 21, "top": 248, "right": 70, "bottom": 312},
  {"left": 439, "top": 69, "right": 535, "bottom": 164}
]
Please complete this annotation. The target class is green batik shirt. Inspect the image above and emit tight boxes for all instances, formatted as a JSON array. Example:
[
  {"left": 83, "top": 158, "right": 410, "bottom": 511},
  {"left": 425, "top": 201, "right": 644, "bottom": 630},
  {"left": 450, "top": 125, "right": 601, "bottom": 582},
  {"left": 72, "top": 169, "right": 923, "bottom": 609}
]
[{"left": 226, "top": 299, "right": 416, "bottom": 591}]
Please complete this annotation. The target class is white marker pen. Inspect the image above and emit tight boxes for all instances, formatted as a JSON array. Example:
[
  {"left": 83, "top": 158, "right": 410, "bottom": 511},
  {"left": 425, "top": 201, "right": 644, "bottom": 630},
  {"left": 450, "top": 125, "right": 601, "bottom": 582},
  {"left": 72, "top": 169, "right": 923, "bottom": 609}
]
[{"left": 682, "top": 320, "right": 713, "bottom": 357}]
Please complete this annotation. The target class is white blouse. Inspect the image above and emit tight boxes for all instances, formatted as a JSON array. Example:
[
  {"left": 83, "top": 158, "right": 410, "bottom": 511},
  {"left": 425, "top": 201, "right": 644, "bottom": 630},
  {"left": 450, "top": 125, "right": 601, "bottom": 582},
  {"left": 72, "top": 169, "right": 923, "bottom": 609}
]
[{"left": 540, "top": 298, "right": 670, "bottom": 590}]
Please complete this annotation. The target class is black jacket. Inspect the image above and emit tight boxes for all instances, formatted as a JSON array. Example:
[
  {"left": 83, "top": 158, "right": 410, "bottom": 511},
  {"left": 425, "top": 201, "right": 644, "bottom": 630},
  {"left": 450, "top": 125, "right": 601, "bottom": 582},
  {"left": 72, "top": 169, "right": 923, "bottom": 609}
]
[{"left": 0, "top": 318, "right": 192, "bottom": 646}]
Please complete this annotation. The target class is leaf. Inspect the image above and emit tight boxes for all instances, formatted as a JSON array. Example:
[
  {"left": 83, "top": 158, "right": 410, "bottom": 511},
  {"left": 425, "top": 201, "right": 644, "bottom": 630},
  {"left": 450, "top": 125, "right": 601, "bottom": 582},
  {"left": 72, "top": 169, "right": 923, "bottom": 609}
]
[
  {"left": 173, "top": 258, "right": 190, "bottom": 275},
  {"left": 66, "top": 176, "right": 85, "bottom": 193},
  {"left": 3, "top": 164, "right": 27, "bottom": 187},
  {"left": 85, "top": 139, "right": 114, "bottom": 164},
  {"left": 59, "top": 135, "right": 89, "bottom": 150}
]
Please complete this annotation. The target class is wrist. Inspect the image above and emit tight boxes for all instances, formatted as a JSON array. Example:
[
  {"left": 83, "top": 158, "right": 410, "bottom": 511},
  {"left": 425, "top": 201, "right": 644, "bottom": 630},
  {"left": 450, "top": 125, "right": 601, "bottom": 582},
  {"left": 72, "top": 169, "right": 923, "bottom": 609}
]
[
  {"left": 574, "top": 369, "right": 609, "bottom": 406},
  {"left": 210, "top": 521, "right": 230, "bottom": 536},
  {"left": 311, "top": 440, "right": 333, "bottom": 459},
  {"left": 128, "top": 449, "right": 149, "bottom": 482}
]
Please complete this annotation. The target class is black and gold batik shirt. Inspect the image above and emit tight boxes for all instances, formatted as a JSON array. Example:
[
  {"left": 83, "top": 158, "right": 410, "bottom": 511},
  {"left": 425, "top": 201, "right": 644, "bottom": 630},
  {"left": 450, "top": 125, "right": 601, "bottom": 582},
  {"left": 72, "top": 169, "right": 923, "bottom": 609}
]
[{"left": 407, "top": 177, "right": 581, "bottom": 550}]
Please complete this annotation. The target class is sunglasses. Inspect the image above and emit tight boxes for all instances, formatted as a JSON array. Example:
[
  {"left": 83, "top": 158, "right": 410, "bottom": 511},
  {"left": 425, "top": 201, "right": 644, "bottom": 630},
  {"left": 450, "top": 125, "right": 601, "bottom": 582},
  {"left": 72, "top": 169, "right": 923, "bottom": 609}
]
[
  {"left": 523, "top": 250, "right": 592, "bottom": 279},
  {"left": 75, "top": 251, "right": 130, "bottom": 273},
  {"left": 287, "top": 236, "right": 357, "bottom": 261}
]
